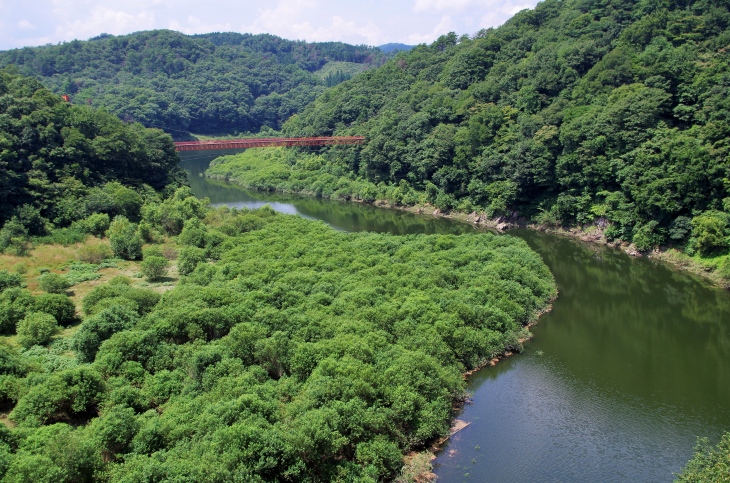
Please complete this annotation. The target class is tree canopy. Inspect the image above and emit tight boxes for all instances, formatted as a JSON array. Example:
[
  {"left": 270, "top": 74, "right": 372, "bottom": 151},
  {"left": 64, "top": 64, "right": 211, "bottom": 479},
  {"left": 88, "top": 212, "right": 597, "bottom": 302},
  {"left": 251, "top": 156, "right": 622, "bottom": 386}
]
[
  {"left": 0, "top": 30, "right": 388, "bottom": 135},
  {"left": 0, "top": 70, "right": 185, "bottom": 247},
  {"left": 0, "top": 199, "right": 556, "bottom": 482},
  {"left": 276, "top": 0, "right": 730, "bottom": 252}
]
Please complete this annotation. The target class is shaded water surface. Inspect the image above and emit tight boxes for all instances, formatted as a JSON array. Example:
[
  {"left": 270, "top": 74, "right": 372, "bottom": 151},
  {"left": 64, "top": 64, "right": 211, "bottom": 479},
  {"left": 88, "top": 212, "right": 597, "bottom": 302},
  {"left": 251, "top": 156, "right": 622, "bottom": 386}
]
[{"left": 180, "top": 151, "right": 730, "bottom": 482}]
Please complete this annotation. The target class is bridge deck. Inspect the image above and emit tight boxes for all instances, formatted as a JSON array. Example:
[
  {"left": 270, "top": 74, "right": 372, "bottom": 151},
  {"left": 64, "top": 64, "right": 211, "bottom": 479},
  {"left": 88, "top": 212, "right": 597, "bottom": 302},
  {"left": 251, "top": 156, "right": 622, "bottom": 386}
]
[{"left": 174, "top": 136, "right": 365, "bottom": 151}]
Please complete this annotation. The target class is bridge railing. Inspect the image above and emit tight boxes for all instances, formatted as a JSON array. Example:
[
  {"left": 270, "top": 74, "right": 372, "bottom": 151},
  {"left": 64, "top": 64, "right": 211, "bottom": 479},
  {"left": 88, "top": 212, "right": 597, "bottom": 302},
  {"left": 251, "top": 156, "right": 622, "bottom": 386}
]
[{"left": 174, "top": 136, "right": 366, "bottom": 151}]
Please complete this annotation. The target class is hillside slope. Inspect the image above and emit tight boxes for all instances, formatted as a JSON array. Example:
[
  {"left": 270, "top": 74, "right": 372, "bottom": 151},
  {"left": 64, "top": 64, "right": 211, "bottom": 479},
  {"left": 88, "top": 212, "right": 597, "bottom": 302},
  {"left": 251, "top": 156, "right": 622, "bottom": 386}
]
[
  {"left": 282, "top": 0, "right": 730, "bottom": 254},
  {"left": 0, "top": 70, "right": 184, "bottom": 244},
  {"left": 0, "top": 31, "right": 386, "bottom": 136}
]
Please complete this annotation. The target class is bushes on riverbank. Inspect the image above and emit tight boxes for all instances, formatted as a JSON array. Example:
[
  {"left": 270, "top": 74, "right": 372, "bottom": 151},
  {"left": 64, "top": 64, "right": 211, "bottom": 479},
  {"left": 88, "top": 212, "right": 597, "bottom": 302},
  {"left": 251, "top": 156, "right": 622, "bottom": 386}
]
[{"left": 0, "top": 200, "right": 556, "bottom": 481}]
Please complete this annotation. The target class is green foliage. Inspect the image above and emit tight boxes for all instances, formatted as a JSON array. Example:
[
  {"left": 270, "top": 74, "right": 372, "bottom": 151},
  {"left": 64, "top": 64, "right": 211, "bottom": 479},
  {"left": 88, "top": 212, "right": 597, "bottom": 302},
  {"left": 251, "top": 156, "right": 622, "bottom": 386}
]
[
  {"left": 75, "top": 243, "right": 113, "bottom": 265},
  {"left": 0, "top": 71, "right": 182, "bottom": 233},
  {"left": 270, "top": 0, "right": 730, "bottom": 251},
  {"left": 73, "top": 306, "right": 140, "bottom": 363},
  {"left": 0, "top": 289, "right": 36, "bottom": 334},
  {"left": 82, "top": 284, "right": 160, "bottom": 317},
  {"left": 77, "top": 213, "right": 110, "bottom": 237},
  {"left": 63, "top": 263, "right": 102, "bottom": 286},
  {"left": 142, "top": 187, "right": 209, "bottom": 236},
  {"left": 10, "top": 366, "right": 104, "bottom": 426},
  {"left": 676, "top": 432, "right": 730, "bottom": 482},
  {"left": 37, "top": 273, "right": 70, "bottom": 294},
  {"left": 0, "top": 270, "right": 22, "bottom": 293},
  {"left": 177, "top": 246, "right": 206, "bottom": 276},
  {"left": 34, "top": 294, "right": 77, "bottom": 327},
  {"left": 691, "top": 211, "right": 730, "bottom": 255},
  {"left": 107, "top": 216, "right": 142, "bottom": 260},
  {"left": 16, "top": 312, "right": 59, "bottom": 349},
  {"left": 206, "top": 148, "right": 385, "bottom": 204},
  {"left": 0, "top": 207, "right": 557, "bottom": 480},
  {"left": 140, "top": 256, "right": 169, "bottom": 282},
  {"left": 0, "top": 30, "right": 388, "bottom": 135},
  {"left": 632, "top": 221, "right": 663, "bottom": 252},
  {"left": 3, "top": 423, "right": 103, "bottom": 483}
]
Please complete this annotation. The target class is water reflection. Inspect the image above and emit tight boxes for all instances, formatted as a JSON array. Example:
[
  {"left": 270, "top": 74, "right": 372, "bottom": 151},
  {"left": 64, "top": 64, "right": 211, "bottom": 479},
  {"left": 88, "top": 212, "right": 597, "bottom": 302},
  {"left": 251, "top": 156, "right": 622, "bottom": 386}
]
[{"left": 179, "top": 151, "right": 730, "bottom": 482}]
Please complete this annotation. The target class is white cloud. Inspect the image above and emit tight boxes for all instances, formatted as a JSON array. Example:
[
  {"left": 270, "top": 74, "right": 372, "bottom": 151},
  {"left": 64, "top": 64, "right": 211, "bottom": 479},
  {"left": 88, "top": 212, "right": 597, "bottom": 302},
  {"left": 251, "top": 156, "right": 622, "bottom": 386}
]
[
  {"left": 17, "top": 20, "right": 36, "bottom": 30},
  {"left": 0, "top": 0, "right": 544, "bottom": 50},
  {"left": 241, "top": 0, "right": 383, "bottom": 45},
  {"left": 479, "top": 2, "right": 531, "bottom": 28},
  {"left": 51, "top": 6, "right": 157, "bottom": 40},
  {"left": 407, "top": 15, "right": 455, "bottom": 44},
  {"left": 168, "top": 16, "right": 233, "bottom": 35},
  {"left": 414, "top": 0, "right": 473, "bottom": 12}
]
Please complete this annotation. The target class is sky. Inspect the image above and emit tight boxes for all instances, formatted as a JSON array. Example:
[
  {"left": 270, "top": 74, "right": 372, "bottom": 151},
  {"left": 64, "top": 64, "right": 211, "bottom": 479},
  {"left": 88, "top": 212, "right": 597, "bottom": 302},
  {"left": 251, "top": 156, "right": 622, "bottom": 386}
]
[{"left": 0, "top": 0, "right": 540, "bottom": 51}]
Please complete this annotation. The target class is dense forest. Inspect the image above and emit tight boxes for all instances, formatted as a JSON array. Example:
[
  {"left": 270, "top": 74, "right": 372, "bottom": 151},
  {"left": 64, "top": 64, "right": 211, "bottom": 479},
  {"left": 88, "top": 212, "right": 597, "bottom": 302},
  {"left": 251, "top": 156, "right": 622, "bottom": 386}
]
[
  {"left": 0, "top": 66, "right": 560, "bottom": 481},
  {"left": 0, "top": 188, "right": 556, "bottom": 481},
  {"left": 0, "top": 70, "right": 185, "bottom": 254},
  {"left": 269, "top": 0, "right": 730, "bottom": 260},
  {"left": 0, "top": 31, "right": 387, "bottom": 135}
]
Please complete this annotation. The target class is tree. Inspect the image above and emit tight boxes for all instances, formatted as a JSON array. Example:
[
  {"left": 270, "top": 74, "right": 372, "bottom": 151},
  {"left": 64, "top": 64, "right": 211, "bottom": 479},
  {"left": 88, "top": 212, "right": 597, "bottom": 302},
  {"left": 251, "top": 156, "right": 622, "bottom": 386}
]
[
  {"left": 17, "top": 312, "right": 59, "bottom": 349},
  {"left": 140, "top": 256, "right": 169, "bottom": 282},
  {"left": 691, "top": 211, "right": 729, "bottom": 255},
  {"left": 38, "top": 273, "right": 71, "bottom": 294},
  {"left": 676, "top": 432, "right": 730, "bottom": 482},
  {"left": 0, "top": 270, "right": 22, "bottom": 293},
  {"left": 73, "top": 305, "right": 139, "bottom": 362},
  {"left": 177, "top": 246, "right": 206, "bottom": 276},
  {"left": 34, "top": 294, "right": 77, "bottom": 326},
  {"left": 107, "top": 216, "right": 142, "bottom": 260}
]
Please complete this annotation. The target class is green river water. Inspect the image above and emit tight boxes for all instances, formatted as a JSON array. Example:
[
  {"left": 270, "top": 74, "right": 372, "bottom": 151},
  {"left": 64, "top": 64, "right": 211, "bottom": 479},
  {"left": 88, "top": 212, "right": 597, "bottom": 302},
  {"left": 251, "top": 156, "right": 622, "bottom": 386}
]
[{"left": 180, "top": 151, "right": 730, "bottom": 482}]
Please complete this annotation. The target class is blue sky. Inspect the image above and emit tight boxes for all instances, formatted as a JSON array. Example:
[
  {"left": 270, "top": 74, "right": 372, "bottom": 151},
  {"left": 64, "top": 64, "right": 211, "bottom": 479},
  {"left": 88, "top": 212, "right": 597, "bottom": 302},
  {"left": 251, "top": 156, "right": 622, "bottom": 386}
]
[{"left": 0, "top": 0, "right": 539, "bottom": 50}]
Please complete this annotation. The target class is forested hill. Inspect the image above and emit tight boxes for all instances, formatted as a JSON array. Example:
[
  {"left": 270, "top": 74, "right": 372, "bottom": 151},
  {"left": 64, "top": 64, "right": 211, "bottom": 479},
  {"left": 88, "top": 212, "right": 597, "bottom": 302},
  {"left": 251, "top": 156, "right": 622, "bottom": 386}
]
[
  {"left": 0, "top": 70, "right": 184, "bottom": 248},
  {"left": 282, "top": 0, "right": 730, "bottom": 253},
  {"left": 0, "top": 30, "right": 386, "bottom": 136}
]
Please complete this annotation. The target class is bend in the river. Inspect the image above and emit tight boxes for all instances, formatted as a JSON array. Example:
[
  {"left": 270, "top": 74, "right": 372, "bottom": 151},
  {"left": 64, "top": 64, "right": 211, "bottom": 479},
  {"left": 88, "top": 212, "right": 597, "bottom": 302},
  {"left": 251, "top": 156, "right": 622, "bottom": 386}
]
[{"left": 180, "top": 150, "right": 730, "bottom": 482}]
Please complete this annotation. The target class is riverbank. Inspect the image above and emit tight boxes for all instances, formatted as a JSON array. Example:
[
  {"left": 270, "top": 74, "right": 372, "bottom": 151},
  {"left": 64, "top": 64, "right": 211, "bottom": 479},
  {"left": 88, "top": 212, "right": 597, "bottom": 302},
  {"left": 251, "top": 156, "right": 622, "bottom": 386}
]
[
  {"left": 205, "top": 152, "right": 730, "bottom": 291},
  {"left": 366, "top": 199, "right": 730, "bottom": 290}
]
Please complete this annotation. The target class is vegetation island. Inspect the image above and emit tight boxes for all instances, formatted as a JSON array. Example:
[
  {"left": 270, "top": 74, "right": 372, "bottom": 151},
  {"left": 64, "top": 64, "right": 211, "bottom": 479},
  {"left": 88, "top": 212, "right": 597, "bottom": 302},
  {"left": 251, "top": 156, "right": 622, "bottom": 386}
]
[{"left": 0, "top": 0, "right": 729, "bottom": 479}]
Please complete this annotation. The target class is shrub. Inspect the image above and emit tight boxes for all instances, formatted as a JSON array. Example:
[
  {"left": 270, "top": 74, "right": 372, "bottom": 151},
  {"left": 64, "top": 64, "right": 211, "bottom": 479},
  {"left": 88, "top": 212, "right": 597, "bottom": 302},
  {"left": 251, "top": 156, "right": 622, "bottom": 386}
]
[
  {"left": 632, "top": 221, "right": 664, "bottom": 252},
  {"left": 73, "top": 306, "right": 139, "bottom": 362},
  {"left": 178, "top": 218, "right": 207, "bottom": 247},
  {"left": 0, "top": 271, "right": 22, "bottom": 293},
  {"left": 38, "top": 273, "right": 71, "bottom": 294},
  {"left": 34, "top": 294, "right": 77, "bottom": 326},
  {"left": 0, "top": 288, "right": 36, "bottom": 334},
  {"left": 142, "top": 246, "right": 164, "bottom": 259},
  {"left": 9, "top": 366, "right": 104, "bottom": 426},
  {"left": 80, "top": 213, "right": 110, "bottom": 237},
  {"left": 691, "top": 211, "right": 730, "bottom": 255},
  {"left": 676, "top": 432, "right": 730, "bottom": 482},
  {"left": 82, "top": 284, "right": 160, "bottom": 316},
  {"left": 107, "top": 216, "right": 142, "bottom": 260},
  {"left": 178, "top": 246, "right": 206, "bottom": 276},
  {"left": 137, "top": 221, "right": 154, "bottom": 243},
  {"left": 108, "top": 276, "right": 132, "bottom": 286},
  {"left": 0, "top": 217, "right": 30, "bottom": 255},
  {"left": 76, "top": 243, "right": 113, "bottom": 264},
  {"left": 38, "top": 227, "right": 87, "bottom": 246},
  {"left": 16, "top": 312, "right": 59, "bottom": 349},
  {"left": 141, "top": 256, "right": 169, "bottom": 282}
]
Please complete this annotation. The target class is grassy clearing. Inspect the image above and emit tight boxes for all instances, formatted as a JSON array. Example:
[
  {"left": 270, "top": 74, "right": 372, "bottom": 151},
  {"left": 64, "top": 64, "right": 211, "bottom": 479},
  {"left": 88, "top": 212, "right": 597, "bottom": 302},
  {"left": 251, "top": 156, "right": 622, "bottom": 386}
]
[{"left": 0, "top": 236, "right": 181, "bottom": 349}]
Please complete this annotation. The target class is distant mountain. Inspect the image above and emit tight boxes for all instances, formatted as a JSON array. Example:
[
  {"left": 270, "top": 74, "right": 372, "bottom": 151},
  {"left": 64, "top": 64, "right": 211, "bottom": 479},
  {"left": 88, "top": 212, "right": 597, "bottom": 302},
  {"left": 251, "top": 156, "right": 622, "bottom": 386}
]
[
  {"left": 377, "top": 43, "right": 414, "bottom": 54},
  {"left": 0, "top": 30, "right": 387, "bottom": 136}
]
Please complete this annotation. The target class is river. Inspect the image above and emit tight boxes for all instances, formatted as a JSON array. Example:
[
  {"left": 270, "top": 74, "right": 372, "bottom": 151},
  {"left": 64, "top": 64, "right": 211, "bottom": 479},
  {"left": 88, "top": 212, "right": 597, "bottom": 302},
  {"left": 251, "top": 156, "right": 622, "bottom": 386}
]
[{"left": 180, "top": 151, "right": 730, "bottom": 482}]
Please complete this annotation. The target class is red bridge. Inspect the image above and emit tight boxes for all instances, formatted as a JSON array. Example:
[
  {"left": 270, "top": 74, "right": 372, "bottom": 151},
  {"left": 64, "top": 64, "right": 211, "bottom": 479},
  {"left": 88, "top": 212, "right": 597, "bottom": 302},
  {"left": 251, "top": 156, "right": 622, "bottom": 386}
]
[{"left": 174, "top": 136, "right": 365, "bottom": 151}]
